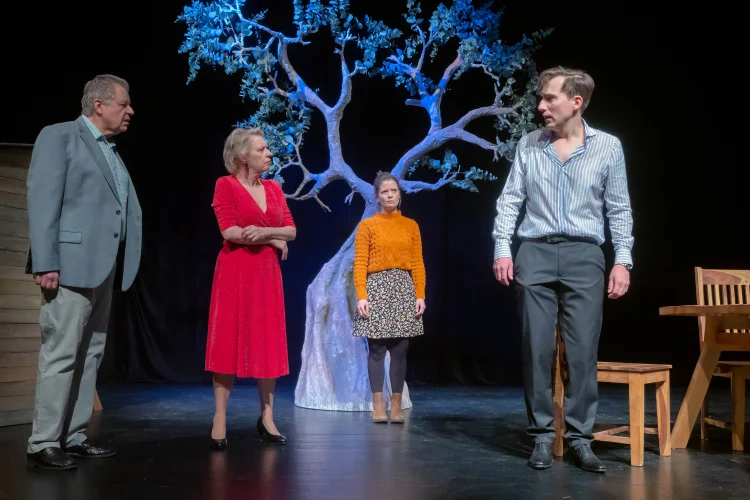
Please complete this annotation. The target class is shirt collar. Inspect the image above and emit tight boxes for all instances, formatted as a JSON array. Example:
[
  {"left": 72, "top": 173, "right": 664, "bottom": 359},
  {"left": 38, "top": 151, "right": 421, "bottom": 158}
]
[
  {"left": 81, "top": 115, "right": 114, "bottom": 145},
  {"left": 542, "top": 118, "right": 597, "bottom": 146},
  {"left": 582, "top": 119, "right": 597, "bottom": 139}
]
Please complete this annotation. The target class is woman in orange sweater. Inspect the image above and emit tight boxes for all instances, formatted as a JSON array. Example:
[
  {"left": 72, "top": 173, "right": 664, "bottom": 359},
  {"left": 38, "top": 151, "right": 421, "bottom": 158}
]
[{"left": 353, "top": 171, "right": 426, "bottom": 423}]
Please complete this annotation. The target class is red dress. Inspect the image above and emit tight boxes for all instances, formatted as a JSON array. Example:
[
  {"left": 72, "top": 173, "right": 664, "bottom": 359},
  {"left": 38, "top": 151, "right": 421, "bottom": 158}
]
[{"left": 205, "top": 175, "right": 295, "bottom": 378}]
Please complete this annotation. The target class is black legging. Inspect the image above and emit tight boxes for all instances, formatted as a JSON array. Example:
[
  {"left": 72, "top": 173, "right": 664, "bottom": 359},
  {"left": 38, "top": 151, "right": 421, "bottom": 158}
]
[{"left": 367, "top": 338, "right": 409, "bottom": 393}]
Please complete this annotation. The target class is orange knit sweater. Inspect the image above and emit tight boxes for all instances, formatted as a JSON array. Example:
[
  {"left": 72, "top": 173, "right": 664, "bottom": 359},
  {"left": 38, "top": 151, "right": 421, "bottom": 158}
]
[{"left": 353, "top": 211, "right": 426, "bottom": 300}]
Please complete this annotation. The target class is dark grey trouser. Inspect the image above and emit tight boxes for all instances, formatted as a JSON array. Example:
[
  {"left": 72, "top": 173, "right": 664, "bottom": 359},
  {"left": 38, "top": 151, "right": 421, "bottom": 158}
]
[
  {"left": 27, "top": 268, "right": 115, "bottom": 453},
  {"left": 515, "top": 241, "right": 605, "bottom": 446}
]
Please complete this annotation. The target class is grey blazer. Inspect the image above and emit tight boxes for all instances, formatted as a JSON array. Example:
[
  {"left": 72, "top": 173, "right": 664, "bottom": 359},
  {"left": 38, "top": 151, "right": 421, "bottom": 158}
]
[{"left": 25, "top": 116, "right": 142, "bottom": 290}]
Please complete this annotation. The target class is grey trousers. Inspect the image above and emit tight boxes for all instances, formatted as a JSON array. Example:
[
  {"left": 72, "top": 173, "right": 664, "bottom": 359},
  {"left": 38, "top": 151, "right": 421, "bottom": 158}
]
[
  {"left": 27, "top": 268, "right": 115, "bottom": 453},
  {"left": 515, "top": 241, "right": 605, "bottom": 446}
]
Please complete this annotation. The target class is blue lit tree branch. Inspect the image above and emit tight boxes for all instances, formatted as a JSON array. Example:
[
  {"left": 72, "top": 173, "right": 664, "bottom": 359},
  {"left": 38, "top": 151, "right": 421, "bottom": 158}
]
[
  {"left": 177, "top": 0, "right": 550, "bottom": 410},
  {"left": 177, "top": 0, "right": 550, "bottom": 206}
]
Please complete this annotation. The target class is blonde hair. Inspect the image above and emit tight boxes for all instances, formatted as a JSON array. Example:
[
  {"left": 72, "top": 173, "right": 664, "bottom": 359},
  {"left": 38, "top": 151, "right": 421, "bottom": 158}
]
[
  {"left": 222, "top": 127, "right": 265, "bottom": 174},
  {"left": 537, "top": 66, "right": 595, "bottom": 112}
]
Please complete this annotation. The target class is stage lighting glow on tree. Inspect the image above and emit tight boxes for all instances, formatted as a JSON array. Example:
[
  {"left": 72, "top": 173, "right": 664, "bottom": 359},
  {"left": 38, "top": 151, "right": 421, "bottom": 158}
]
[{"left": 177, "top": 0, "right": 550, "bottom": 410}]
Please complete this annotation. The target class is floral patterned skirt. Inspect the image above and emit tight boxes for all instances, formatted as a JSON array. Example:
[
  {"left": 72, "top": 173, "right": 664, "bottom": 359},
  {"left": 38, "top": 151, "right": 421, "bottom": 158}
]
[{"left": 353, "top": 268, "right": 424, "bottom": 339}]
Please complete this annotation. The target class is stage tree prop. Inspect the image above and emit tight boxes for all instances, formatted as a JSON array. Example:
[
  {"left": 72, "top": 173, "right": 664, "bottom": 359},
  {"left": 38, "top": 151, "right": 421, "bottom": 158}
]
[{"left": 178, "top": 0, "right": 549, "bottom": 410}]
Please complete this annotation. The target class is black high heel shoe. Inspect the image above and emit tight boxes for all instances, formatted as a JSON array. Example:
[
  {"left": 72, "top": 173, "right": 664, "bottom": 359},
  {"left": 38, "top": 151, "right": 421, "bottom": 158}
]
[
  {"left": 209, "top": 431, "right": 227, "bottom": 451},
  {"left": 210, "top": 437, "right": 227, "bottom": 451},
  {"left": 257, "top": 416, "right": 287, "bottom": 444}
]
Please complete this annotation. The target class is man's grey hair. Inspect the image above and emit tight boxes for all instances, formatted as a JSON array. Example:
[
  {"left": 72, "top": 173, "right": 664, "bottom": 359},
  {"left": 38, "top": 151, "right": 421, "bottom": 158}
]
[{"left": 81, "top": 74, "right": 130, "bottom": 116}]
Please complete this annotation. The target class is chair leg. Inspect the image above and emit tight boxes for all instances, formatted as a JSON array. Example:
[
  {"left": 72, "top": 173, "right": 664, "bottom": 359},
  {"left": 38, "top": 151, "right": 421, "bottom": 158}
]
[
  {"left": 731, "top": 374, "right": 745, "bottom": 452},
  {"left": 700, "top": 399, "right": 708, "bottom": 440},
  {"left": 629, "top": 374, "right": 645, "bottom": 467},
  {"left": 656, "top": 373, "right": 672, "bottom": 457}
]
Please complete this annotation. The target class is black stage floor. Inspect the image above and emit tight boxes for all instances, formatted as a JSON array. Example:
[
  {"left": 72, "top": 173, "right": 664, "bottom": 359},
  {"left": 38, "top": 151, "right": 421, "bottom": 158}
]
[{"left": 1, "top": 384, "right": 748, "bottom": 499}]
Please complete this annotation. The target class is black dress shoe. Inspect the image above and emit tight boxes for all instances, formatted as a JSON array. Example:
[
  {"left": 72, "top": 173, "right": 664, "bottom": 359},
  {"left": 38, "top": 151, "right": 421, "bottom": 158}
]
[
  {"left": 567, "top": 444, "right": 606, "bottom": 473},
  {"left": 210, "top": 434, "right": 227, "bottom": 451},
  {"left": 257, "top": 417, "right": 287, "bottom": 444},
  {"left": 527, "top": 442, "right": 553, "bottom": 470},
  {"left": 64, "top": 441, "right": 116, "bottom": 459},
  {"left": 27, "top": 448, "right": 77, "bottom": 470}
]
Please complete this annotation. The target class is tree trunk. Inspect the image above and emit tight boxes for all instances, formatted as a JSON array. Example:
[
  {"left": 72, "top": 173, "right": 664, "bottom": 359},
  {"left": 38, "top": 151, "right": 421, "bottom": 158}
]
[{"left": 294, "top": 208, "right": 413, "bottom": 411}]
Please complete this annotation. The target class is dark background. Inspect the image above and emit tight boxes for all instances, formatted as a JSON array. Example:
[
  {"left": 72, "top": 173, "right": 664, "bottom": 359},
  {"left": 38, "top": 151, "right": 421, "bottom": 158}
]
[{"left": 0, "top": 1, "right": 741, "bottom": 388}]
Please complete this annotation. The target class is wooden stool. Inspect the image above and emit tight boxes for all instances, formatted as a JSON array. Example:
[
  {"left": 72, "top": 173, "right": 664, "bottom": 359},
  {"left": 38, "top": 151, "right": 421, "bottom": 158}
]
[{"left": 553, "top": 355, "right": 673, "bottom": 466}]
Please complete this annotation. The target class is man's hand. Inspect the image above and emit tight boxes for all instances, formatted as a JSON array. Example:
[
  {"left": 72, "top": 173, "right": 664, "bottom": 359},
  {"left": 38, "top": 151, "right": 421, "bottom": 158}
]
[
  {"left": 35, "top": 271, "right": 60, "bottom": 292},
  {"left": 493, "top": 257, "right": 514, "bottom": 286},
  {"left": 608, "top": 264, "right": 630, "bottom": 299}
]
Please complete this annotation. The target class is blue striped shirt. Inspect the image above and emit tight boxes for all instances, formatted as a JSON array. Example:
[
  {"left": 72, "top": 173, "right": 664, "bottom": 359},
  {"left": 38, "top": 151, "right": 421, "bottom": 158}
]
[{"left": 492, "top": 120, "right": 634, "bottom": 266}]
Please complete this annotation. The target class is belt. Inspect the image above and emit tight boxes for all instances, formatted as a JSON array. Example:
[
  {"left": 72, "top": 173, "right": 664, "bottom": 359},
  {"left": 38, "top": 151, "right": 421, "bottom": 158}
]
[{"left": 521, "top": 234, "right": 598, "bottom": 245}]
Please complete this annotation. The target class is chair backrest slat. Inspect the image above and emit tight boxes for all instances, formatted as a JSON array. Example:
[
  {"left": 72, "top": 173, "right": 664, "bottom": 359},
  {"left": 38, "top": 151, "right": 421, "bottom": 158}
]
[{"left": 695, "top": 268, "right": 750, "bottom": 339}]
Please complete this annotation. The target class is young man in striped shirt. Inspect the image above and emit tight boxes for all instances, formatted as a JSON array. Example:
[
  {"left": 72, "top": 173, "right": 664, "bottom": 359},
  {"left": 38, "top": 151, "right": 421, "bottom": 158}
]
[{"left": 492, "top": 66, "right": 634, "bottom": 473}]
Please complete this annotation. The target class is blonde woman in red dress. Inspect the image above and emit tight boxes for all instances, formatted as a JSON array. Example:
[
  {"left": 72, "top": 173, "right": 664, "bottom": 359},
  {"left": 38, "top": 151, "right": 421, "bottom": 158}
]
[{"left": 205, "top": 128, "right": 296, "bottom": 449}]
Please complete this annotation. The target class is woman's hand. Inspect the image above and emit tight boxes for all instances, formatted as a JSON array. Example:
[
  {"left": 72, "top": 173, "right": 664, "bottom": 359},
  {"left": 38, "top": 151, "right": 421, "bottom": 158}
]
[
  {"left": 357, "top": 299, "right": 370, "bottom": 319},
  {"left": 269, "top": 239, "right": 288, "bottom": 260},
  {"left": 415, "top": 298, "right": 426, "bottom": 318},
  {"left": 242, "top": 225, "right": 270, "bottom": 242}
]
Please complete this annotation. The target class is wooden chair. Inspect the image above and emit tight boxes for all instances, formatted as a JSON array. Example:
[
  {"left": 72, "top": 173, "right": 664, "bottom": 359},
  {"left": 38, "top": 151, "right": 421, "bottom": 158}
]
[
  {"left": 552, "top": 325, "right": 672, "bottom": 467},
  {"left": 695, "top": 267, "right": 750, "bottom": 451}
]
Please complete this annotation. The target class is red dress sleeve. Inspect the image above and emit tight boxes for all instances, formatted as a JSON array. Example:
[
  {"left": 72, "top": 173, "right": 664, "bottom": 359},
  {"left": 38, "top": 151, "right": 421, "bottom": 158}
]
[
  {"left": 272, "top": 180, "right": 295, "bottom": 228},
  {"left": 211, "top": 177, "right": 237, "bottom": 232}
]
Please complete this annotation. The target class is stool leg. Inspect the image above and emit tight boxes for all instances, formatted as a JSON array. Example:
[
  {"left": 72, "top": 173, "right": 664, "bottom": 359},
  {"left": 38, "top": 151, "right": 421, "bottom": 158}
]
[
  {"left": 552, "top": 327, "right": 565, "bottom": 457},
  {"left": 731, "top": 374, "right": 745, "bottom": 452},
  {"left": 656, "top": 373, "right": 672, "bottom": 457},
  {"left": 629, "top": 374, "right": 645, "bottom": 467},
  {"left": 94, "top": 390, "right": 103, "bottom": 412},
  {"left": 700, "top": 400, "right": 708, "bottom": 440},
  {"left": 553, "top": 390, "right": 564, "bottom": 457}
]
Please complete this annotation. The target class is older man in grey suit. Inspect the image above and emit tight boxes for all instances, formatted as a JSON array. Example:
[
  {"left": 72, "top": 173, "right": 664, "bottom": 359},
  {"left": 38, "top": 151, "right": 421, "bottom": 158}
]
[{"left": 25, "top": 74, "right": 142, "bottom": 470}]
